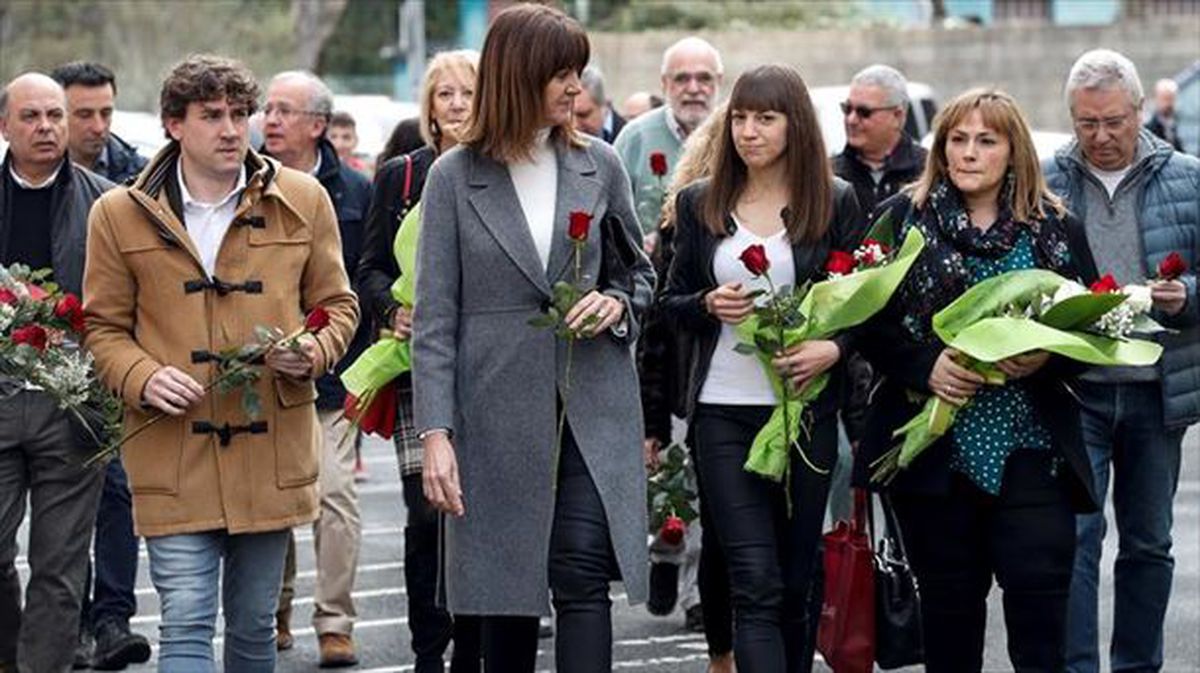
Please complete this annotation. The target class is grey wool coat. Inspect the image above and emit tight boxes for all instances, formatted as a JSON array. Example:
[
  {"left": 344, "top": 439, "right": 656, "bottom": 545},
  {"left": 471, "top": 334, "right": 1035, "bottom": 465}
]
[{"left": 412, "top": 137, "right": 655, "bottom": 616}]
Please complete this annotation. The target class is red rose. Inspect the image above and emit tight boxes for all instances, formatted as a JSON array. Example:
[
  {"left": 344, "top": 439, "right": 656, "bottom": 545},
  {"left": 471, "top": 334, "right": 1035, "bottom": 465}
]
[
  {"left": 862, "top": 238, "right": 890, "bottom": 254},
  {"left": 660, "top": 515, "right": 686, "bottom": 546},
  {"left": 1158, "top": 251, "right": 1187, "bottom": 281},
  {"left": 0, "top": 288, "right": 16, "bottom": 305},
  {"left": 11, "top": 324, "right": 48, "bottom": 351},
  {"left": 825, "top": 250, "right": 856, "bottom": 276},
  {"left": 739, "top": 244, "right": 770, "bottom": 276},
  {"left": 568, "top": 211, "right": 592, "bottom": 242},
  {"left": 304, "top": 306, "right": 331, "bottom": 333},
  {"left": 54, "top": 293, "right": 86, "bottom": 333},
  {"left": 1090, "top": 273, "right": 1120, "bottom": 294},
  {"left": 649, "top": 151, "right": 669, "bottom": 177}
]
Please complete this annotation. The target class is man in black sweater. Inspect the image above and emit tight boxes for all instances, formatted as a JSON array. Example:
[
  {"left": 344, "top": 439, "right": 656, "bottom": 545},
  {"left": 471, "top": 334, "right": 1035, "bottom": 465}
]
[{"left": 0, "top": 72, "right": 112, "bottom": 673}]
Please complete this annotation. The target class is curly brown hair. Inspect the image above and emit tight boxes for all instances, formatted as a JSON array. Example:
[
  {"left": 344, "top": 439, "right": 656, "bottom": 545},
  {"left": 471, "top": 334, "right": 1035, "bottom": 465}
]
[{"left": 159, "top": 54, "right": 259, "bottom": 132}]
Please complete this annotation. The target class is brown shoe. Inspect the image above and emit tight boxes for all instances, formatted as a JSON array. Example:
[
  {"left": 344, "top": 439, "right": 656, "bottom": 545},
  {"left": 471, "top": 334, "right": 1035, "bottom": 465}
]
[
  {"left": 318, "top": 633, "right": 358, "bottom": 668},
  {"left": 276, "top": 621, "right": 294, "bottom": 651}
]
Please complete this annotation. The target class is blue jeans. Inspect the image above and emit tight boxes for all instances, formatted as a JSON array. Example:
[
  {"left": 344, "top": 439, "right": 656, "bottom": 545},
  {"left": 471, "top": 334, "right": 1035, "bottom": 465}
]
[
  {"left": 82, "top": 457, "right": 139, "bottom": 629},
  {"left": 147, "top": 529, "right": 290, "bottom": 673},
  {"left": 1066, "top": 381, "right": 1184, "bottom": 673}
]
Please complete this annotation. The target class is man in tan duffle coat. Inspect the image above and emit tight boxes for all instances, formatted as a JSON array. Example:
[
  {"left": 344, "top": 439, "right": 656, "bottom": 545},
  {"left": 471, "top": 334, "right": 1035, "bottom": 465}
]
[{"left": 82, "top": 54, "right": 358, "bottom": 671}]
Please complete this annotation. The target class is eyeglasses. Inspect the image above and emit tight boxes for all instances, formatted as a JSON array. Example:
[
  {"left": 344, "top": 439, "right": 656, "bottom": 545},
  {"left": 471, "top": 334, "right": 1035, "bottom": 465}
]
[
  {"left": 1073, "top": 113, "right": 1132, "bottom": 135},
  {"left": 840, "top": 101, "right": 899, "bottom": 119},
  {"left": 262, "top": 104, "right": 323, "bottom": 120},
  {"left": 668, "top": 71, "right": 718, "bottom": 87}
]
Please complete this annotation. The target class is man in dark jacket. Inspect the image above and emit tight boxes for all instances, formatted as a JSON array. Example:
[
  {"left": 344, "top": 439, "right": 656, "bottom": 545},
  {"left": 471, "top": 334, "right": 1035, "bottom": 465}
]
[
  {"left": 260, "top": 69, "right": 372, "bottom": 667},
  {"left": 1144, "top": 77, "right": 1185, "bottom": 153},
  {"left": 50, "top": 62, "right": 148, "bottom": 184},
  {"left": 830, "top": 64, "right": 926, "bottom": 522},
  {"left": 832, "top": 64, "right": 927, "bottom": 219},
  {"left": 0, "top": 72, "right": 111, "bottom": 673},
  {"left": 1046, "top": 49, "right": 1199, "bottom": 673},
  {"left": 50, "top": 59, "right": 151, "bottom": 671}
]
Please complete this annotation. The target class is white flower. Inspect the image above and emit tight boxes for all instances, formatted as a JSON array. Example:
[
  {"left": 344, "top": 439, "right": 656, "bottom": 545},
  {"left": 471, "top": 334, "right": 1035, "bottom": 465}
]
[
  {"left": 1122, "top": 284, "right": 1153, "bottom": 314},
  {"left": 0, "top": 303, "right": 14, "bottom": 333},
  {"left": 1051, "top": 280, "right": 1088, "bottom": 305}
]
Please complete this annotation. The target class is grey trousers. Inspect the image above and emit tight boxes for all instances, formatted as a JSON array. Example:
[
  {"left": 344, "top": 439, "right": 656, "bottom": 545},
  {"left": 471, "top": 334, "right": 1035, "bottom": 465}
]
[{"left": 0, "top": 391, "right": 104, "bottom": 672}]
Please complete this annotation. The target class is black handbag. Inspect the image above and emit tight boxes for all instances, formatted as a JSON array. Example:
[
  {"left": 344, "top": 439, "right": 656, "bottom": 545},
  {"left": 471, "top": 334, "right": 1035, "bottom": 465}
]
[
  {"left": 598, "top": 212, "right": 641, "bottom": 297},
  {"left": 870, "top": 493, "right": 924, "bottom": 669}
]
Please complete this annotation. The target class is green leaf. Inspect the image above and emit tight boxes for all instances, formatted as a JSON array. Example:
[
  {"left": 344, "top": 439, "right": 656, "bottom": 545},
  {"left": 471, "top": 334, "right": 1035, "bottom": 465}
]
[
  {"left": 1040, "top": 292, "right": 1125, "bottom": 331},
  {"left": 528, "top": 312, "right": 559, "bottom": 329},
  {"left": 241, "top": 386, "right": 262, "bottom": 420},
  {"left": 744, "top": 288, "right": 768, "bottom": 300},
  {"left": 732, "top": 342, "right": 759, "bottom": 356},
  {"left": 754, "top": 333, "right": 781, "bottom": 355}
]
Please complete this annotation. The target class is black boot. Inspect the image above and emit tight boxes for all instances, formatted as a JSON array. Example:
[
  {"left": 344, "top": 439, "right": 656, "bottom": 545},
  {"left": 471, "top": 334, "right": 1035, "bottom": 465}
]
[{"left": 91, "top": 620, "right": 150, "bottom": 671}]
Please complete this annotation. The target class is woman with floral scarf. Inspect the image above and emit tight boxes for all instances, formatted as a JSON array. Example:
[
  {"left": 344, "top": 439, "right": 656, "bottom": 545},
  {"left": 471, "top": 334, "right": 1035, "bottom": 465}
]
[{"left": 855, "top": 89, "right": 1101, "bottom": 671}]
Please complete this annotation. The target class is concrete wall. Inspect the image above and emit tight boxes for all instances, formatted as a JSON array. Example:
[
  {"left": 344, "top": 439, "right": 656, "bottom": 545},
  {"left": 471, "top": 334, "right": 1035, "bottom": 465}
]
[{"left": 590, "top": 16, "right": 1200, "bottom": 132}]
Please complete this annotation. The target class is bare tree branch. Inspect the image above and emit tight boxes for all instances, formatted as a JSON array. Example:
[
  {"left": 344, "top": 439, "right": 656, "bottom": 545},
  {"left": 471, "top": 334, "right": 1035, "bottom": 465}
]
[{"left": 292, "top": 0, "right": 350, "bottom": 71}]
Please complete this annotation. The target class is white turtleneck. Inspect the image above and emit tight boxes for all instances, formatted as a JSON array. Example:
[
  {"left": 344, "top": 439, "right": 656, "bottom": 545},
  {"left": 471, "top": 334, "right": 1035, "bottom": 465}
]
[{"left": 507, "top": 129, "right": 558, "bottom": 270}]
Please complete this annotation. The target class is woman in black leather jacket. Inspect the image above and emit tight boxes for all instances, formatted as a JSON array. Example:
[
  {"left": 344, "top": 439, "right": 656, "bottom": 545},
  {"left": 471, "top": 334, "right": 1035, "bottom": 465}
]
[{"left": 660, "top": 64, "right": 864, "bottom": 673}]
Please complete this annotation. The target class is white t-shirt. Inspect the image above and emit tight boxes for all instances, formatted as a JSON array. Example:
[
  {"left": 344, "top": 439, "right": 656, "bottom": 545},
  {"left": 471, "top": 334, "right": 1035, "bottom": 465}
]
[
  {"left": 1086, "top": 162, "right": 1132, "bottom": 199},
  {"left": 698, "top": 218, "right": 796, "bottom": 406}
]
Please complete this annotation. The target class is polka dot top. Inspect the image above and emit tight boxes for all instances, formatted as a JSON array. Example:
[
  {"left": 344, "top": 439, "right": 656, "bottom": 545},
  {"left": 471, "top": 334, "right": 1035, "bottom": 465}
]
[{"left": 950, "top": 228, "right": 1053, "bottom": 495}]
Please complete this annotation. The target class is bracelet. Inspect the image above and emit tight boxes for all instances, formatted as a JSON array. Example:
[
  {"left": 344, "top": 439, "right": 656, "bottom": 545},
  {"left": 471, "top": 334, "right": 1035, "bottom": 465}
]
[{"left": 418, "top": 428, "right": 452, "bottom": 441}]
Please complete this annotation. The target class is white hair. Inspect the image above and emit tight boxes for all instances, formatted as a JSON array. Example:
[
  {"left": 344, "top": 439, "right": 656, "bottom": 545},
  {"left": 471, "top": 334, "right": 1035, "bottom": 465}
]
[
  {"left": 1064, "top": 49, "right": 1144, "bottom": 111},
  {"left": 270, "top": 70, "right": 334, "bottom": 120},
  {"left": 581, "top": 65, "right": 606, "bottom": 106},
  {"left": 1155, "top": 78, "right": 1178, "bottom": 96},
  {"left": 850, "top": 64, "right": 910, "bottom": 108},
  {"left": 660, "top": 37, "right": 723, "bottom": 76}
]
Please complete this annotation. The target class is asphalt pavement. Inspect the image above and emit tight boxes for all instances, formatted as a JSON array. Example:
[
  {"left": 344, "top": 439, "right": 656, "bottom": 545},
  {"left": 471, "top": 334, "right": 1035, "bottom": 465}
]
[{"left": 15, "top": 427, "right": 1200, "bottom": 671}]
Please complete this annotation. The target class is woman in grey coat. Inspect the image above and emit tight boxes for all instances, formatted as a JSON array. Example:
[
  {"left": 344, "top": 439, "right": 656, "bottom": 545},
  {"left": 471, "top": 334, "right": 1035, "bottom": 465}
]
[{"left": 411, "top": 4, "right": 655, "bottom": 671}]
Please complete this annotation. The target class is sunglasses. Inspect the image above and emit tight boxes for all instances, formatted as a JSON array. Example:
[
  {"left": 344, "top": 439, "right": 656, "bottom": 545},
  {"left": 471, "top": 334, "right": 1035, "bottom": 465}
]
[{"left": 840, "top": 101, "right": 899, "bottom": 119}]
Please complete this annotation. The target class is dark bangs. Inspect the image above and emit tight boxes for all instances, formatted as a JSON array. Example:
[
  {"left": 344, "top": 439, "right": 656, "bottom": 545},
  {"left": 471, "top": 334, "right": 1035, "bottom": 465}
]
[
  {"left": 526, "top": 12, "right": 590, "bottom": 89},
  {"left": 728, "top": 68, "right": 791, "bottom": 114}
]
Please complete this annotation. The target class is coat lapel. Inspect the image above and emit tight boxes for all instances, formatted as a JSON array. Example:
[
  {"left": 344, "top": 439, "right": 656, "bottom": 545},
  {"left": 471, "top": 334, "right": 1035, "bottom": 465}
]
[
  {"left": 546, "top": 143, "right": 603, "bottom": 285},
  {"left": 466, "top": 151, "right": 552, "bottom": 297}
]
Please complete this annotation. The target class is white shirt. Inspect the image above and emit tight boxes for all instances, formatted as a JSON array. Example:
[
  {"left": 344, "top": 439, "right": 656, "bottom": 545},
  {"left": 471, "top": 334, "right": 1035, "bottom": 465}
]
[
  {"left": 1086, "top": 162, "right": 1131, "bottom": 199},
  {"left": 9, "top": 162, "right": 63, "bottom": 190},
  {"left": 508, "top": 129, "right": 558, "bottom": 270},
  {"left": 176, "top": 160, "right": 247, "bottom": 277},
  {"left": 698, "top": 218, "right": 796, "bottom": 406}
]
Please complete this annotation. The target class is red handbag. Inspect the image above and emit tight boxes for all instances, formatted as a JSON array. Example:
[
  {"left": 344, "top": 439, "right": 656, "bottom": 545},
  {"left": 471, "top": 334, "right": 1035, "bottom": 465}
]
[{"left": 817, "top": 488, "right": 875, "bottom": 672}]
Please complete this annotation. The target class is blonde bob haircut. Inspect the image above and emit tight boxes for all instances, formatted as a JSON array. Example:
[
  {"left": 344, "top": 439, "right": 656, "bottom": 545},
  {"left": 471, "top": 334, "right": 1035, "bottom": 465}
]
[
  {"left": 418, "top": 50, "right": 479, "bottom": 150},
  {"left": 911, "top": 88, "right": 1064, "bottom": 222},
  {"left": 460, "top": 3, "right": 589, "bottom": 163}
]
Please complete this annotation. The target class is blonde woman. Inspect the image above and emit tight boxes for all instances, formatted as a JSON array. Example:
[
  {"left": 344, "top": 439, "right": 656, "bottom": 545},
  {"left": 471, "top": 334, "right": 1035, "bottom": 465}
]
[
  {"left": 357, "top": 49, "right": 481, "bottom": 672},
  {"left": 856, "top": 89, "right": 1102, "bottom": 671}
]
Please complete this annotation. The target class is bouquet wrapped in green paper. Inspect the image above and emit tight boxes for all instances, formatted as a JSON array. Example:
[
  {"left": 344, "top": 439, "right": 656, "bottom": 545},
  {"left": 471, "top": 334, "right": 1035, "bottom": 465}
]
[
  {"left": 339, "top": 205, "right": 422, "bottom": 439},
  {"left": 870, "top": 268, "right": 1166, "bottom": 484},
  {"left": 734, "top": 225, "right": 925, "bottom": 481}
]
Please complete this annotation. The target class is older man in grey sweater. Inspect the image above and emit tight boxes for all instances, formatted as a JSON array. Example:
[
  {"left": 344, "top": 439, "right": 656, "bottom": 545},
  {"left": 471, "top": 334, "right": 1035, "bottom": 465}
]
[{"left": 1044, "top": 49, "right": 1199, "bottom": 673}]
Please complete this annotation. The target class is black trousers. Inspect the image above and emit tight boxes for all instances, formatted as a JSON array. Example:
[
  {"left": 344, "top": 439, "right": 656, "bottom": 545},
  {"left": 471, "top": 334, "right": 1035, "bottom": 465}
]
[
  {"left": 693, "top": 463, "right": 734, "bottom": 657},
  {"left": 891, "top": 449, "right": 1076, "bottom": 673},
  {"left": 692, "top": 404, "right": 836, "bottom": 673},
  {"left": 476, "top": 430, "right": 621, "bottom": 672},
  {"left": 402, "top": 473, "right": 482, "bottom": 673}
]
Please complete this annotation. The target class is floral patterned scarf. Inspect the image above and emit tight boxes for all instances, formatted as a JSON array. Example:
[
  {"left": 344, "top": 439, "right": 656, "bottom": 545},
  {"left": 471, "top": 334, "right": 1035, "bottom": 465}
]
[{"left": 895, "top": 179, "right": 1072, "bottom": 343}]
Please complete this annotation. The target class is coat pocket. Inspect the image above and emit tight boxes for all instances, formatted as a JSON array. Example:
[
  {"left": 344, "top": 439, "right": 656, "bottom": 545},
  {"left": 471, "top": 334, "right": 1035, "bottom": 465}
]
[
  {"left": 273, "top": 377, "right": 320, "bottom": 488},
  {"left": 123, "top": 409, "right": 184, "bottom": 495}
]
